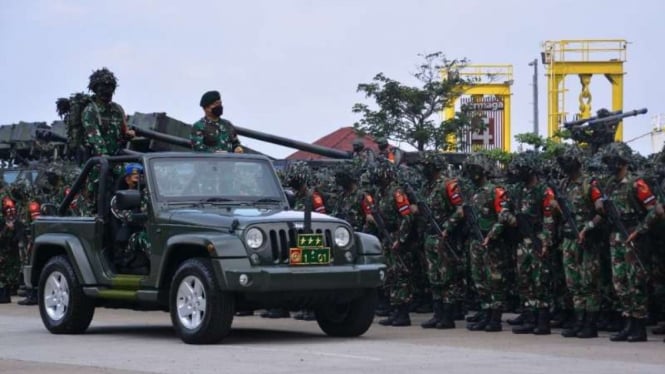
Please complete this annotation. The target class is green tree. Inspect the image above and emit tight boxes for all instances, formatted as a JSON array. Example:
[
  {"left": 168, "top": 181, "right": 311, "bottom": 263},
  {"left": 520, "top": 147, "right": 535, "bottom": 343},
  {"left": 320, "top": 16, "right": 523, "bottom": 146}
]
[{"left": 352, "top": 52, "right": 469, "bottom": 151}]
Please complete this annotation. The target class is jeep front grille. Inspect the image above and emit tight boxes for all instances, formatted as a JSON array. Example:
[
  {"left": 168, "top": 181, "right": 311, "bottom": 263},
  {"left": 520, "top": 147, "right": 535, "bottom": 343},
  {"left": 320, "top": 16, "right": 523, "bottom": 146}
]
[{"left": 268, "top": 228, "right": 333, "bottom": 264}]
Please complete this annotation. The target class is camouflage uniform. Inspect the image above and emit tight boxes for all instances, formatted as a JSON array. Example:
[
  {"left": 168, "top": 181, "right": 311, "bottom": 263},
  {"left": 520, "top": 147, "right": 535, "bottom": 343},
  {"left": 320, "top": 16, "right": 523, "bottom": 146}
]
[
  {"left": 509, "top": 152, "right": 556, "bottom": 334},
  {"left": 190, "top": 117, "right": 240, "bottom": 153},
  {"left": 82, "top": 101, "right": 128, "bottom": 156},
  {"left": 0, "top": 198, "right": 23, "bottom": 301},
  {"left": 371, "top": 160, "right": 414, "bottom": 326},
  {"left": 599, "top": 142, "right": 660, "bottom": 342},
  {"left": 420, "top": 155, "right": 465, "bottom": 328}
]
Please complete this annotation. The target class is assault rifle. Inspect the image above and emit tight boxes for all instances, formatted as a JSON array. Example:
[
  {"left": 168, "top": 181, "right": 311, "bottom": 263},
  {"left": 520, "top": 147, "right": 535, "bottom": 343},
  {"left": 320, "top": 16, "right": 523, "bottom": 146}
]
[
  {"left": 458, "top": 187, "right": 485, "bottom": 243},
  {"left": 595, "top": 183, "right": 647, "bottom": 273},
  {"left": 546, "top": 179, "right": 580, "bottom": 239},
  {"left": 403, "top": 182, "right": 460, "bottom": 261}
]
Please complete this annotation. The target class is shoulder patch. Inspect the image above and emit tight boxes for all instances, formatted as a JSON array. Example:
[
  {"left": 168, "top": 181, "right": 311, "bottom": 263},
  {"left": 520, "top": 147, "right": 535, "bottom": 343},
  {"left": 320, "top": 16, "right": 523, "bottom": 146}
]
[
  {"left": 635, "top": 178, "right": 656, "bottom": 206},
  {"left": 394, "top": 190, "right": 411, "bottom": 216},
  {"left": 446, "top": 179, "right": 463, "bottom": 206}
]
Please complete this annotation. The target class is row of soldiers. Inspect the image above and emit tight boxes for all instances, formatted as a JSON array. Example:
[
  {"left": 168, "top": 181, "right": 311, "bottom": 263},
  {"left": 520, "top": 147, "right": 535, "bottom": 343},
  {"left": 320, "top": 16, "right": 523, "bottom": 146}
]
[
  {"left": 0, "top": 161, "right": 83, "bottom": 304},
  {"left": 279, "top": 140, "right": 665, "bottom": 343}
]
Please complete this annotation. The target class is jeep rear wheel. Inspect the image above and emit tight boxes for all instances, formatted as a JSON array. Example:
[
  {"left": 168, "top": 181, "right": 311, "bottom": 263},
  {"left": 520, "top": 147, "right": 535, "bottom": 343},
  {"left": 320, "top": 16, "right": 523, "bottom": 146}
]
[
  {"left": 316, "top": 288, "right": 377, "bottom": 337},
  {"left": 38, "top": 255, "right": 95, "bottom": 334},
  {"left": 169, "top": 258, "right": 234, "bottom": 344}
]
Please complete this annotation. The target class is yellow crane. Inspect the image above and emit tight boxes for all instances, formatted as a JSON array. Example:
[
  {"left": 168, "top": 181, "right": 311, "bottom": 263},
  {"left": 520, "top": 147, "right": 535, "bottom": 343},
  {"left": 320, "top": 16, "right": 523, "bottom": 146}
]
[{"left": 541, "top": 39, "right": 627, "bottom": 140}]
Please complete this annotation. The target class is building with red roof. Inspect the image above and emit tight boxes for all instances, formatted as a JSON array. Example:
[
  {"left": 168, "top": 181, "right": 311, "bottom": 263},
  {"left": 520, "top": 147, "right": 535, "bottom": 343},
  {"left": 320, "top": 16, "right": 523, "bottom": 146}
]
[{"left": 286, "top": 127, "right": 380, "bottom": 160}]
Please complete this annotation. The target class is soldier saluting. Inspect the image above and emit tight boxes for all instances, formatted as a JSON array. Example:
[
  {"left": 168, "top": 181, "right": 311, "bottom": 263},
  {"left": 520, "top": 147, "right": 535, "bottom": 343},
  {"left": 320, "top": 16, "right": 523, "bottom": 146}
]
[{"left": 191, "top": 90, "right": 243, "bottom": 153}]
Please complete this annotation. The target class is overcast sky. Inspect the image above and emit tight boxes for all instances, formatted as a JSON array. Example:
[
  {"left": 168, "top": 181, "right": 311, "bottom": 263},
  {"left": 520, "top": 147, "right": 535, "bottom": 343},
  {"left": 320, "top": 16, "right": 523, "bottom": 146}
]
[{"left": 1, "top": 0, "right": 663, "bottom": 158}]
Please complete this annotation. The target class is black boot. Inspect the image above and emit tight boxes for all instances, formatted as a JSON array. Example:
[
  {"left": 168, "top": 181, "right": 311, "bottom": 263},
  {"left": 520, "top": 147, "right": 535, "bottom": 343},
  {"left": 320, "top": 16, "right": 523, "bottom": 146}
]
[
  {"left": 627, "top": 318, "right": 647, "bottom": 342},
  {"left": 0, "top": 287, "right": 10, "bottom": 304},
  {"left": 391, "top": 304, "right": 411, "bottom": 327},
  {"left": 610, "top": 317, "right": 632, "bottom": 342},
  {"left": 561, "top": 310, "right": 585, "bottom": 338},
  {"left": 533, "top": 307, "right": 551, "bottom": 335},
  {"left": 375, "top": 289, "right": 390, "bottom": 317},
  {"left": 436, "top": 303, "right": 455, "bottom": 329},
  {"left": 550, "top": 308, "right": 571, "bottom": 329},
  {"left": 484, "top": 309, "right": 503, "bottom": 332},
  {"left": 507, "top": 311, "right": 526, "bottom": 326},
  {"left": 652, "top": 324, "right": 665, "bottom": 335},
  {"left": 454, "top": 301, "right": 466, "bottom": 321},
  {"left": 17, "top": 289, "right": 38, "bottom": 306},
  {"left": 466, "top": 310, "right": 485, "bottom": 323},
  {"left": 467, "top": 308, "right": 490, "bottom": 331},
  {"left": 512, "top": 309, "right": 536, "bottom": 334},
  {"left": 415, "top": 294, "right": 433, "bottom": 314},
  {"left": 577, "top": 311, "right": 599, "bottom": 338},
  {"left": 421, "top": 300, "right": 443, "bottom": 329},
  {"left": 605, "top": 311, "right": 623, "bottom": 332},
  {"left": 378, "top": 307, "right": 398, "bottom": 326}
]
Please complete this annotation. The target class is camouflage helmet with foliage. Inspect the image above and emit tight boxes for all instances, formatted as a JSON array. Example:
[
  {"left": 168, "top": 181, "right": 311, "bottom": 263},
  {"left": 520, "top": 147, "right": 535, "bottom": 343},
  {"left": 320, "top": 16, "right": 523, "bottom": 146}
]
[
  {"left": 334, "top": 162, "right": 358, "bottom": 187},
  {"left": 555, "top": 143, "right": 584, "bottom": 171},
  {"left": 463, "top": 153, "right": 493, "bottom": 176},
  {"left": 88, "top": 67, "right": 118, "bottom": 93},
  {"left": 421, "top": 151, "right": 446, "bottom": 174},
  {"left": 369, "top": 157, "right": 396, "bottom": 183},
  {"left": 508, "top": 150, "right": 541, "bottom": 177},
  {"left": 284, "top": 161, "right": 311, "bottom": 189},
  {"left": 601, "top": 142, "right": 633, "bottom": 165}
]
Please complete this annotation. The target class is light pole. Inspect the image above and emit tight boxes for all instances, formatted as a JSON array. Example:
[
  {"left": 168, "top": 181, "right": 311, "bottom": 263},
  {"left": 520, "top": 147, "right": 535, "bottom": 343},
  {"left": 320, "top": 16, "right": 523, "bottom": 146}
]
[{"left": 528, "top": 59, "right": 539, "bottom": 135}]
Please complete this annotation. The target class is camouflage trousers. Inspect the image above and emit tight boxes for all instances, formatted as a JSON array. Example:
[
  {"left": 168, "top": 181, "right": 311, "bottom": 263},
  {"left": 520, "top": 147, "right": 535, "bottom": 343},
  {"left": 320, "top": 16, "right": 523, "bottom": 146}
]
[
  {"left": 383, "top": 240, "right": 414, "bottom": 306},
  {"left": 423, "top": 234, "right": 463, "bottom": 304},
  {"left": 651, "top": 233, "right": 665, "bottom": 315},
  {"left": 515, "top": 237, "right": 551, "bottom": 308},
  {"left": 609, "top": 231, "right": 648, "bottom": 318},
  {"left": 469, "top": 238, "right": 505, "bottom": 310},
  {"left": 561, "top": 236, "right": 601, "bottom": 312},
  {"left": 0, "top": 249, "right": 21, "bottom": 289}
]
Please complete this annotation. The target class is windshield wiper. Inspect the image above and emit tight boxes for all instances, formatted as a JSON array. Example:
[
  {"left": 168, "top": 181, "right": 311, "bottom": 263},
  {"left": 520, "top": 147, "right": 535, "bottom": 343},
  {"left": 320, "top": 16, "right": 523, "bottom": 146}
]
[
  {"left": 253, "top": 198, "right": 283, "bottom": 204},
  {"left": 203, "top": 197, "right": 234, "bottom": 203}
]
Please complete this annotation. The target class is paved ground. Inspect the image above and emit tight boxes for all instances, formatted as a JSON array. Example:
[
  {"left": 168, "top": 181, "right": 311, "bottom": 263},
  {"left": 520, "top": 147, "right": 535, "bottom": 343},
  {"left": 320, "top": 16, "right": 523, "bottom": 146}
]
[{"left": 0, "top": 301, "right": 663, "bottom": 374}]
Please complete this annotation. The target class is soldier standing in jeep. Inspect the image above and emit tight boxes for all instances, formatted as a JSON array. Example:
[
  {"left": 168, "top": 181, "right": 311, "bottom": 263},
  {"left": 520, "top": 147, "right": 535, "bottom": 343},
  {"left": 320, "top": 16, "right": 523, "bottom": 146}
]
[
  {"left": 82, "top": 68, "right": 135, "bottom": 157},
  {"left": 190, "top": 90, "right": 243, "bottom": 154}
]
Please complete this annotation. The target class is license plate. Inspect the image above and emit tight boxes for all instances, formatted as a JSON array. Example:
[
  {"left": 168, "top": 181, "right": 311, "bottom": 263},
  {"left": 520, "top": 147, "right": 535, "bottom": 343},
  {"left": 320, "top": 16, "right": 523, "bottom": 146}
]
[{"left": 289, "top": 247, "right": 330, "bottom": 265}]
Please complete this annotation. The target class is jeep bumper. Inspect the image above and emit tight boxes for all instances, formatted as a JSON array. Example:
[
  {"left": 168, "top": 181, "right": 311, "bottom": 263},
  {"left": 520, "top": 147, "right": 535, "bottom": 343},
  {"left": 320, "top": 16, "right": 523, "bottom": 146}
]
[{"left": 218, "top": 260, "right": 386, "bottom": 292}]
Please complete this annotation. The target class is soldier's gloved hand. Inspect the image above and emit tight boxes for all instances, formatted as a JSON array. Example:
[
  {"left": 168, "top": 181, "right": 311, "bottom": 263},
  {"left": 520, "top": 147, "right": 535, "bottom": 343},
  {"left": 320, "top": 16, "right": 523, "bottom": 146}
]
[
  {"left": 626, "top": 230, "right": 639, "bottom": 244},
  {"left": 577, "top": 229, "right": 586, "bottom": 244},
  {"left": 234, "top": 146, "right": 244, "bottom": 153},
  {"left": 481, "top": 236, "right": 490, "bottom": 247},
  {"left": 126, "top": 129, "right": 136, "bottom": 138}
]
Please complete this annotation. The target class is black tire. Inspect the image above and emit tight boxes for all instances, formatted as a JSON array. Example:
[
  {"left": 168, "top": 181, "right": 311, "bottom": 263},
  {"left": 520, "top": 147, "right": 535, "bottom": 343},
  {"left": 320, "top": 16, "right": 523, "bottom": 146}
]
[
  {"left": 169, "top": 258, "right": 234, "bottom": 344},
  {"left": 38, "top": 255, "right": 95, "bottom": 334},
  {"left": 316, "top": 288, "right": 378, "bottom": 337}
]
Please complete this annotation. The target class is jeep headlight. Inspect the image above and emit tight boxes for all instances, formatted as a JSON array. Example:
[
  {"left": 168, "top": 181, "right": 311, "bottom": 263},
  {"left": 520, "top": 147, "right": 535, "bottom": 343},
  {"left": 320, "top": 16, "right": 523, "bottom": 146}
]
[
  {"left": 245, "top": 228, "right": 264, "bottom": 249},
  {"left": 334, "top": 227, "right": 351, "bottom": 248}
]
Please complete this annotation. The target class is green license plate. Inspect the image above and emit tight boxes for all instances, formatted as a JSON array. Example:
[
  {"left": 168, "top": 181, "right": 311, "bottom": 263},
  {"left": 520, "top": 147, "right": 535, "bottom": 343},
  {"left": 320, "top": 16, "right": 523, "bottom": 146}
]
[{"left": 289, "top": 247, "right": 330, "bottom": 265}]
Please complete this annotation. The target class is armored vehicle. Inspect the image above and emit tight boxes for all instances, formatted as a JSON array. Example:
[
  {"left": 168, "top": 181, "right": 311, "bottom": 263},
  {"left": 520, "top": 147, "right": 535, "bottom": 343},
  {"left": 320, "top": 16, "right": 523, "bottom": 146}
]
[{"left": 25, "top": 152, "right": 385, "bottom": 344}]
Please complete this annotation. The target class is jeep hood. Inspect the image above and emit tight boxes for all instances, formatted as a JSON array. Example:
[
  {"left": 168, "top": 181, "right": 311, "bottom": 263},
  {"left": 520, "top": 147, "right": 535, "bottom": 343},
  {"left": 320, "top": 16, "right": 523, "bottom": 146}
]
[{"left": 165, "top": 208, "right": 343, "bottom": 228}]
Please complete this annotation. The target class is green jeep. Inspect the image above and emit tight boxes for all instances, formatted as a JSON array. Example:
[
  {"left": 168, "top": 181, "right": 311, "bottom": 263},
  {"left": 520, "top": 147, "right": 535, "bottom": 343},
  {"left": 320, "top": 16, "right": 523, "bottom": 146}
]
[{"left": 25, "top": 153, "right": 385, "bottom": 344}]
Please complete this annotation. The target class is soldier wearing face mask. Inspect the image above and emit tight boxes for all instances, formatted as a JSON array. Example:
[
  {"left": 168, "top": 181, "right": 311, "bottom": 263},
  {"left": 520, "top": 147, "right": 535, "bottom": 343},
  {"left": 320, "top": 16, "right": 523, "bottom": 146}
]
[
  {"left": 82, "top": 67, "right": 135, "bottom": 157},
  {"left": 191, "top": 90, "right": 243, "bottom": 153}
]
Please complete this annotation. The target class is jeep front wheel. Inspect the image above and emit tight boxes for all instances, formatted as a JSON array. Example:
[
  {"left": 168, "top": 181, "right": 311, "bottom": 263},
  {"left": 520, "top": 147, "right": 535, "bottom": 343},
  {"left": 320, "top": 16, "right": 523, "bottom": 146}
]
[
  {"left": 38, "top": 255, "right": 95, "bottom": 334},
  {"left": 316, "top": 288, "right": 377, "bottom": 337},
  {"left": 169, "top": 258, "right": 234, "bottom": 344}
]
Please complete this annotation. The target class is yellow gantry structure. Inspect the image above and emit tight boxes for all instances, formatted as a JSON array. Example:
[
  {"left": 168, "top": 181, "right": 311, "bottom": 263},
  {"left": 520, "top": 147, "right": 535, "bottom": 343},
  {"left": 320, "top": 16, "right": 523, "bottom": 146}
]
[
  {"left": 541, "top": 39, "right": 627, "bottom": 140},
  {"left": 442, "top": 64, "right": 513, "bottom": 152}
]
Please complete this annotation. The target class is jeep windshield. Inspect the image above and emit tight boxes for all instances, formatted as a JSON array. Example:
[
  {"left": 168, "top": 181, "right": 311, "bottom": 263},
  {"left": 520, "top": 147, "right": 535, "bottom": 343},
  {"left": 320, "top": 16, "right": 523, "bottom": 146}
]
[{"left": 150, "top": 157, "right": 285, "bottom": 204}]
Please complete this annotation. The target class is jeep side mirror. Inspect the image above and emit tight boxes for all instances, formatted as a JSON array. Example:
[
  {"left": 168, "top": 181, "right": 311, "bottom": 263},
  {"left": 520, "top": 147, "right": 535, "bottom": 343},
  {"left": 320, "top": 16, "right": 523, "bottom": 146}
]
[
  {"left": 115, "top": 189, "right": 141, "bottom": 211},
  {"left": 284, "top": 189, "right": 296, "bottom": 209}
]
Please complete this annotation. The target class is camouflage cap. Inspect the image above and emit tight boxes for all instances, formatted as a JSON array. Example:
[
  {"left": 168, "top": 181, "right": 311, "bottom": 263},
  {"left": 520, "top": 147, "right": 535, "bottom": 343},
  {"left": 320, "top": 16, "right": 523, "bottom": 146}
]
[
  {"left": 88, "top": 67, "right": 117, "bottom": 92},
  {"left": 555, "top": 143, "right": 584, "bottom": 167},
  {"left": 421, "top": 151, "right": 446, "bottom": 170}
]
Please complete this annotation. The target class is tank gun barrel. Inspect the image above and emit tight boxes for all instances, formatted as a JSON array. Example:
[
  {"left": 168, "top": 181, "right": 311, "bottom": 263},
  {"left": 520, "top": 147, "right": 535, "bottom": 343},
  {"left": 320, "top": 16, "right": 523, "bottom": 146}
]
[
  {"left": 34, "top": 128, "right": 68, "bottom": 143},
  {"left": 130, "top": 126, "right": 192, "bottom": 148},
  {"left": 234, "top": 125, "right": 352, "bottom": 159}
]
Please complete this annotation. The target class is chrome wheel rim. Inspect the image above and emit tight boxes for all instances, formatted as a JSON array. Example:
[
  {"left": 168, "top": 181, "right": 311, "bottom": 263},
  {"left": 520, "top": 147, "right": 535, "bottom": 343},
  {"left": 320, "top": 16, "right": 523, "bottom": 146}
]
[
  {"left": 176, "top": 275, "right": 207, "bottom": 330},
  {"left": 44, "top": 271, "right": 70, "bottom": 321}
]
